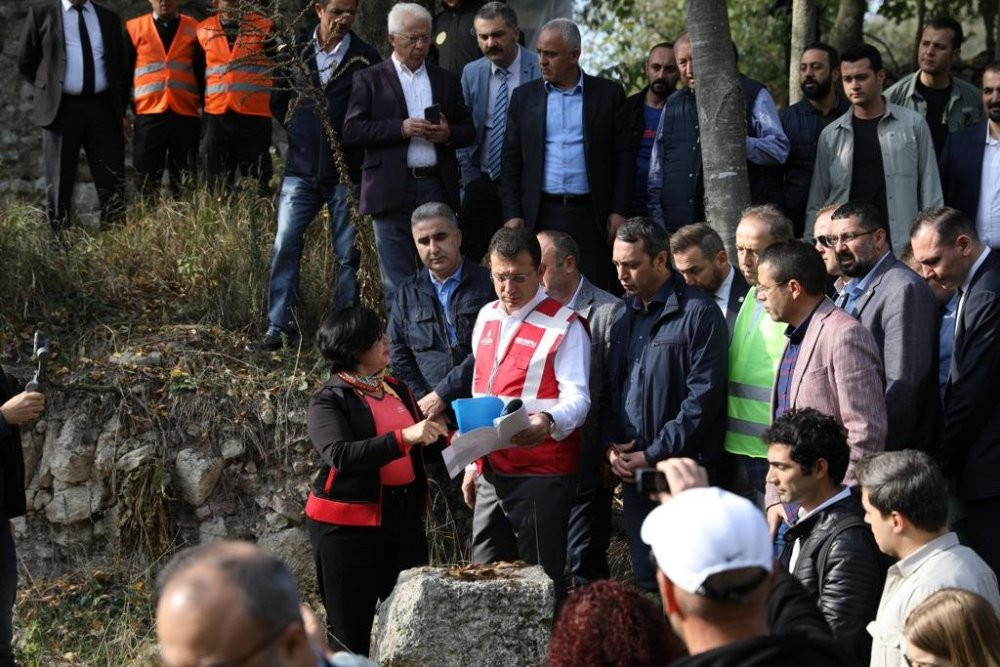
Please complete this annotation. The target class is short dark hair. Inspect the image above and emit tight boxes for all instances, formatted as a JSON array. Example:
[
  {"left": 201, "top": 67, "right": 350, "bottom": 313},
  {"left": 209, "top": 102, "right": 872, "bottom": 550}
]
[
  {"left": 841, "top": 43, "right": 884, "bottom": 73},
  {"left": 757, "top": 240, "right": 827, "bottom": 296},
  {"left": 911, "top": 206, "right": 981, "bottom": 245},
  {"left": 802, "top": 42, "right": 840, "bottom": 68},
  {"left": 475, "top": 1, "right": 518, "bottom": 29},
  {"left": 984, "top": 60, "right": 1000, "bottom": 77},
  {"left": 925, "top": 16, "right": 964, "bottom": 49},
  {"left": 648, "top": 41, "right": 674, "bottom": 59},
  {"left": 616, "top": 217, "right": 670, "bottom": 259},
  {"left": 488, "top": 227, "right": 541, "bottom": 268},
  {"left": 315, "top": 305, "right": 384, "bottom": 372},
  {"left": 740, "top": 204, "right": 795, "bottom": 242},
  {"left": 831, "top": 200, "right": 887, "bottom": 233},
  {"left": 538, "top": 229, "right": 580, "bottom": 267},
  {"left": 762, "top": 408, "right": 850, "bottom": 485},
  {"left": 670, "top": 222, "right": 725, "bottom": 258},
  {"left": 856, "top": 450, "right": 948, "bottom": 532}
]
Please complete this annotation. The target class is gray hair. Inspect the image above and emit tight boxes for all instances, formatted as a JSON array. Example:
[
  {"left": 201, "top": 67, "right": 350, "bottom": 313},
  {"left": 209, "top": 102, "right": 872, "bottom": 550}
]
[
  {"left": 539, "top": 18, "right": 581, "bottom": 51},
  {"left": 388, "top": 2, "right": 432, "bottom": 34},
  {"left": 156, "top": 541, "right": 302, "bottom": 633},
  {"left": 475, "top": 1, "right": 518, "bottom": 29},
  {"left": 411, "top": 201, "right": 458, "bottom": 229},
  {"left": 538, "top": 229, "right": 580, "bottom": 267},
  {"left": 740, "top": 204, "right": 794, "bottom": 242},
  {"left": 855, "top": 450, "right": 948, "bottom": 533}
]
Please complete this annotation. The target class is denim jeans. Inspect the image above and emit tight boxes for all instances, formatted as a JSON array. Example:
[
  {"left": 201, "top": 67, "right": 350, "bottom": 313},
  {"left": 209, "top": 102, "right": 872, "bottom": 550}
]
[
  {"left": 372, "top": 175, "right": 447, "bottom": 309},
  {"left": 268, "top": 177, "right": 358, "bottom": 333},
  {"left": 622, "top": 483, "right": 660, "bottom": 593},
  {"left": 0, "top": 527, "right": 15, "bottom": 666}
]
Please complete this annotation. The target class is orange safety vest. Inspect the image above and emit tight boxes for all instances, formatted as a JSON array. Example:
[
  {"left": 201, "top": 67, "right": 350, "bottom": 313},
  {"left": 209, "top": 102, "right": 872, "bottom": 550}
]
[
  {"left": 126, "top": 14, "right": 200, "bottom": 117},
  {"left": 196, "top": 13, "right": 272, "bottom": 117}
]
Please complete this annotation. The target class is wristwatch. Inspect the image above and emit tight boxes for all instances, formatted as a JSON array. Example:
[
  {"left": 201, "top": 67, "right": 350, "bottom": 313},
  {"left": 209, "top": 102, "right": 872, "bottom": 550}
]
[{"left": 539, "top": 411, "right": 556, "bottom": 435}]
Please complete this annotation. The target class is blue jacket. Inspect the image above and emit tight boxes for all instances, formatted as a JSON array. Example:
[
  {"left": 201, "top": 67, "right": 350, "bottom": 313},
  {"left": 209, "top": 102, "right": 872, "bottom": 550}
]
[
  {"left": 270, "top": 30, "right": 380, "bottom": 183},
  {"left": 939, "top": 121, "right": 987, "bottom": 224},
  {"left": 602, "top": 276, "right": 728, "bottom": 469},
  {"left": 655, "top": 87, "right": 703, "bottom": 232},
  {"left": 387, "top": 261, "right": 495, "bottom": 402},
  {"left": 780, "top": 97, "right": 850, "bottom": 233}
]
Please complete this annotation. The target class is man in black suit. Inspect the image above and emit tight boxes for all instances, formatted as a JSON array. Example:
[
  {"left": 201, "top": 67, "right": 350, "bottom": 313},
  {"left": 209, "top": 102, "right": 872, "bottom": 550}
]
[
  {"left": 910, "top": 206, "right": 1000, "bottom": 577},
  {"left": 18, "top": 0, "right": 128, "bottom": 233},
  {"left": 938, "top": 62, "right": 1000, "bottom": 252},
  {"left": 342, "top": 2, "right": 474, "bottom": 308},
  {"left": 669, "top": 222, "right": 750, "bottom": 336},
  {"left": 499, "top": 18, "right": 632, "bottom": 291}
]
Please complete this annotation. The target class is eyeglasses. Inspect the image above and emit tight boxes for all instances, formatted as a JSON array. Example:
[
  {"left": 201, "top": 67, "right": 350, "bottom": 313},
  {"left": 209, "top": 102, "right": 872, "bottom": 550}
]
[
  {"left": 816, "top": 229, "right": 877, "bottom": 248},
  {"left": 395, "top": 33, "right": 432, "bottom": 45},
  {"left": 492, "top": 272, "right": 531, "bottom": 284},
  {"left": 756, "top": 280, "right": 788, "bottom": 297}
]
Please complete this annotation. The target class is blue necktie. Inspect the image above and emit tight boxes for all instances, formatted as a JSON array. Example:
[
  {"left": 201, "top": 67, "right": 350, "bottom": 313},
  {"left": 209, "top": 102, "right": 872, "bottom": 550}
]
[{"left": 487, "top": 68, "right": 509, "bottom": 181}]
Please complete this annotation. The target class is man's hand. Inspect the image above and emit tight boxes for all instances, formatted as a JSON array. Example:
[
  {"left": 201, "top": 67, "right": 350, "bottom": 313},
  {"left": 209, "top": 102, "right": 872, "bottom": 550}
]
[
  {"left": 425, "top": 112, "right": 451, "bottom": 143},
  {"left": 766, "top": 503, "right": 787, "bottom": 540},
  {"left": 655, "top": 458, "right": 709, "bottom": 503},
  {"left": 504, "top": 218, "right": 525, "bottom": 229},
  {"left": 606, "top": 213, "right": 626, "bottom": 245},
  {"left": 509, "top": 413, "right": 549, "bottom": 447},
  {"left": 402, "top": 117, "right": 433, "bottom": 139},
  {"left": 462, "top": 468, "right": 477, "bottom": 509},
  {"left": 608, "top": 441, "right": 646, "bottom": 480},
  {"left": 418, "top": 391, "right": 446, "bottom": 419},
  {"left": 0, "top": 391, "right": 44, "bottom": 426}
]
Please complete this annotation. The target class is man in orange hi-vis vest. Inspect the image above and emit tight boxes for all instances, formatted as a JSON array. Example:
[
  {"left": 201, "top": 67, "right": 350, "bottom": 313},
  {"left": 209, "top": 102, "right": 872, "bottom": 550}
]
[
  {"left": 197, "top": 0, "right": 275, "bottom": 193},
  {"left": 126, "top": 0, "right": 204, "bottom": 197},
  {"left": 462, "top": 227, "right": 591, "bottom": 606}
]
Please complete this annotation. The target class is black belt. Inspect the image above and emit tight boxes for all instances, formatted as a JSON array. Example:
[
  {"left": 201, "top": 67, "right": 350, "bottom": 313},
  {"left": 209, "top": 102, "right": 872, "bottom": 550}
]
[
  {"left": 408, "top": 166, "right": 439, "bottom": 179},
  {"left": 541, "top": 192, "right": 592, "bottom": 206}
]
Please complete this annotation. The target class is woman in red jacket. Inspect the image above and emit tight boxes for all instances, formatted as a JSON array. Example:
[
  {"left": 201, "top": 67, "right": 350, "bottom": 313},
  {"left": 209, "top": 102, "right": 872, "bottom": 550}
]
[{"left": 305, "top": 306, "right": 447, "bottom": 656}]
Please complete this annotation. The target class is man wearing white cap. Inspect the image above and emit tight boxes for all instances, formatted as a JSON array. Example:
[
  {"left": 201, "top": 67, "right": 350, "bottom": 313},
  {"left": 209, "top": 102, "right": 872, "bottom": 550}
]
[{"left": 641, "top": 487, "right": 850, "bottom": 664}]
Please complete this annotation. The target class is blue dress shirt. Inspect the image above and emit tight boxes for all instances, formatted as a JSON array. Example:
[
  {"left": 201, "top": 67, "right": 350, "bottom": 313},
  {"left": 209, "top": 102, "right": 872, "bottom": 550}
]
[{"left": 542, "top": 72, "right": 589, "bottom": 195}]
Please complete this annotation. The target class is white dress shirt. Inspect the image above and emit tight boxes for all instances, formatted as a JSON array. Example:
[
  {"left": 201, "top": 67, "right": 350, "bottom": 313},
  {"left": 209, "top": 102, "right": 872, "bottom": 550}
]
[
  {"left": 712, "top": 265, "right": 735, "bottom": 317},
  {"left": 61, "top": 0, "right": 108, "bottom": 95},
  {"left": 391, "top": 53, "right": 437, "bottom": 168},
  {"left": 313, "top": 29, "right": 350, "bottom": 87},
  {"left": 976, "top": 124, "right": 1000, "bottom": 250},
  {"left": 955, "top": 246, "right": 991, "bottom": 332},
  {"left": 478, "top": 46, "right": 523, "bottom": 172},
  {"left": 480, "top": 287, "right": 591, "bottom": 439}
]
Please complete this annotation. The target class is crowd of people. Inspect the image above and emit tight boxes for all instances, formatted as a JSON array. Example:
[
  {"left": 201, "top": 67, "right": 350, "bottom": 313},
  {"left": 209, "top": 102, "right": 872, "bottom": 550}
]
[{"left": 8, "top": 0, "right": 1000, "bottom": 664}]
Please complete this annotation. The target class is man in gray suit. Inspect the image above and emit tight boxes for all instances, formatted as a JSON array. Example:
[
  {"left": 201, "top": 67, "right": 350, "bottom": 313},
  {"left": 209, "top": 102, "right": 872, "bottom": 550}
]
[
  {"left": 826, "top": 201, "right": 940, "bottom": 452},
  {"left": 538, "top": 230, "right": 620, "bottom": 586},
  {"left": 458, "top": 2, "right": 540, "bottom": 262}
]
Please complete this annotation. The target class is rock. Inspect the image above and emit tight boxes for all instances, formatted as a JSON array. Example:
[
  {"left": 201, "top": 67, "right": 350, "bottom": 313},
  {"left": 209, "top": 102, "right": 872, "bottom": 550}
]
[
  {"left": 258, "top": 528, "right": 315, "bottom": 597},
  {"left": 45, "top": 484, "right": 103, "bottom": 524},
  {"left": 94, "top": 417, "right": 122, "bottom": 476},
  {"left": 244, "top": 461, "right": 258, "bottom": 474},
  {"left": 195, "top": 505, "right": 214, "bottom": 521},
  {"left": 108, "top": 350, "right": 164, "bottom": 367},
  {"left": 199, "top": 517, "right": 227, "bottom": 543},
  {"left": 259, "top": 402, "right": 276, "bottom": 425},
  {"left": 32, "top": 490, "right": 52, "bottom": 512},
  {"left": 372, "top": 565, "right": 554, "bottom": 666},
  {"left": 116, "top": 445, "right": 156, "bottom": 473},
  {"left": 174, "top": 449, "right": 224, "bottom": 506},
  {"left": 270, "top": 492, "right": 303, "bottom": 524},
  {"left": 265, "top": 511, "right": 288, "bottom": 529},
  {"left": 287, "top": 409, "right": 308, "bottom": 425},
  {"left": 292, "top": 460, "right": 310, "bottom": 476},
  {"left": 221, "top": 438, "right": 245, "bottom": 460},
  {"left": 50, "top": 413, "right": 95, "bottom": 484}
]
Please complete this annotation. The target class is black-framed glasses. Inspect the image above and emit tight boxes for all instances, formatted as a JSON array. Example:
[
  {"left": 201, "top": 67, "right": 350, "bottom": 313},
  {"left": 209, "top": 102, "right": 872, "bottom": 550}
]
[{"left": 816, "top": 229, "right": 877, "bottom": 248}]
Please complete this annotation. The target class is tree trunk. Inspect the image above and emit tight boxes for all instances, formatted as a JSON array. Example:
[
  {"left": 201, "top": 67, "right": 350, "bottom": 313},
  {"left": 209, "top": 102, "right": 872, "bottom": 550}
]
[
  {"left": 983, "top": 0, "right": 999, "bottom": 60},
  {"left": 912, "top": 0, "right": 926, "bottom": 71},
  {"left": 789, "top": 0, "right": 818, "bottom": 105},
  {"left": 829, "top": 0, "right": 866, "bottom": 55},
  {"left": 685, "top": 0, "right": 750, "bottom": 258}
]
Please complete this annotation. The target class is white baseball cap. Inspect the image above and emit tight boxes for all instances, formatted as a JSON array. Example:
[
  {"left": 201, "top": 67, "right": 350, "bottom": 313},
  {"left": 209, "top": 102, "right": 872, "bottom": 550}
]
[{"left": 640, "top": 487, "right": 773, "bottom": 596}]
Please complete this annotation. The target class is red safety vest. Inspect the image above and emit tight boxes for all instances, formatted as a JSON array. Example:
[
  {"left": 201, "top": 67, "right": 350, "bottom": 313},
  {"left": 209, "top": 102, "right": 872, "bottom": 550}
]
[
  {"left": 126, "top": 14, "right": 200, "bottom": 117},
  {"left": 197, "top": 13, "right": 272, "bottom": 117},
  {"left": 471, "top": 297, "right": 581, "bottom": 475}
]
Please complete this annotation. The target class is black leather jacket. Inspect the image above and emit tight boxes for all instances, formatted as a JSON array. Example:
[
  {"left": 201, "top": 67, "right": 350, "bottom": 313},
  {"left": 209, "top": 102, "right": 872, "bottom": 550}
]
[{"left": 778, "top": 490, "right": 884, "bottom": 663}]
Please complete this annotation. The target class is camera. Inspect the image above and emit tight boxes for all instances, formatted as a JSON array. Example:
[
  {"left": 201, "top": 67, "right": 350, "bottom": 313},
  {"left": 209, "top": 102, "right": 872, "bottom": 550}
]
[{"left": 635, "top": 468, "right": 667, "bottom": 494}]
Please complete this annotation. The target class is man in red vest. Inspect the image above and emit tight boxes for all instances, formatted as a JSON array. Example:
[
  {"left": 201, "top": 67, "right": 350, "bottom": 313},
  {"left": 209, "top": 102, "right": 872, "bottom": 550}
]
[
  {"left": 197, "top": 0, "right": 274, "bottom": 193},
  {"left": 126, "top": 0, "right": 204, "bottom": 197},
  {"left": 462, "top": 227, "right": 591, "bottom": 604}
]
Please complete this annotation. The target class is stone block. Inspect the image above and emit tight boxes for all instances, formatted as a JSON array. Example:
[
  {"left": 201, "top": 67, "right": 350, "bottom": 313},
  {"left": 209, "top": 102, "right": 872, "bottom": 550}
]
[{"left": 174, "top": 448, "right": 224, "bottom": 506}]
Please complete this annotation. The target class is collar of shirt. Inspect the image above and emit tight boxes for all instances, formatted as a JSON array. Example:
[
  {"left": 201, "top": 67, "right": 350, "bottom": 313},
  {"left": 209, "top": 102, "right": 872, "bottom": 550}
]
[
  {"left": 544, "top": 69, "right": 584, "bottom": 96},
  {"left": 629, "top": 275, "right": 674, "bottom": 314},
  {"left": 891, "top": 532, "right": 960, "bottom": 578},
  {"left": 429, "top": 259, "right": 463, "bottom": 293},
  {"left": 62, "top": 0, "right": 90, "bottom": 11},
  {"left": 986, "top": 123, "right": 1000, "bottom": 147},
  {"left": 960, "top": 247, "right": 991, "bottom": 294},
  {"left": 391, "top": 51, "right": 427, "bottom": 79},
  {"left": 842, "top": 250, "right": 892, "bottom": 298},
  {"left": 565, "top": 275, "right": 585, "bottom": 311},
  {"left": 944, "top": 292, "right": 958, "bottom": 315},
  {"left": 491, "top": 45, "right": 522, "bottom": 79},
  {"left": 313, "top": 26, "right": 351, "bottom": 58},
  {"left": 796, "top": 485, "right": 852, "bottom": 523},
  {"left": 713, "top": 264, "right": 735, "bottom": 310},
  {"left": 784, "top": 303, "right": 819, "bottom": 343}
]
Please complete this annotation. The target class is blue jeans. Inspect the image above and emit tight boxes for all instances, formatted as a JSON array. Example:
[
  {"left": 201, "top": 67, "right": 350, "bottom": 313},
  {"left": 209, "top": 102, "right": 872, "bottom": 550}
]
[
  {"left": 267, "top": 177, "right": 358, "bottom": 333},
  {"left": 372, "top": 175, "right": 447, "bottom": 309},
  {"left": 0, "top": 527, "right": 15, "bottom": 666},
  {"left": 622, "top": 483, "right": 660, "bottom": 593}
]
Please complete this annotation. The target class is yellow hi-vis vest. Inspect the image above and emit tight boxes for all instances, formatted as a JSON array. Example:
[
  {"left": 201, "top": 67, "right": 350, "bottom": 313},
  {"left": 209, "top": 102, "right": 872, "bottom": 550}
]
[{"left": 724, "top": 286, "right": 788, "bottom": 458}]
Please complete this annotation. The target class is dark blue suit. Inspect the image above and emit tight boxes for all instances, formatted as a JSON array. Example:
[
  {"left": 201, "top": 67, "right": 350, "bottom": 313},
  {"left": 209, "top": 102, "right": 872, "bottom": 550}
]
[{"left": 939, "top": 122, "right": 986, "bottom": 224}]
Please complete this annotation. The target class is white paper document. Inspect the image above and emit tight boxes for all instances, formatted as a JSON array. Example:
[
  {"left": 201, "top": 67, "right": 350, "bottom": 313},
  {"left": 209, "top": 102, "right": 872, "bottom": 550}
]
[{"left": 441, "top": 405, "right": 531, "bottom": 478}]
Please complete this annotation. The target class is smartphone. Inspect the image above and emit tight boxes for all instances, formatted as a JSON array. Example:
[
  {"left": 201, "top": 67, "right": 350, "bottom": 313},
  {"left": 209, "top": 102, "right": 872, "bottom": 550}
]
[
  {"left": 635, "top": 468, "right": 668, "bottom": 494},
  {"left": 424, "top": 103, "right": 441, "bottom": 125}
]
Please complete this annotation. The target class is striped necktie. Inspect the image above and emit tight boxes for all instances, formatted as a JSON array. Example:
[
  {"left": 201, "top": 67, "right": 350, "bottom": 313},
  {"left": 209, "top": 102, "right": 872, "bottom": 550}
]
[{"left": 487, "top": 68, "right": 509, "bottom": 181}]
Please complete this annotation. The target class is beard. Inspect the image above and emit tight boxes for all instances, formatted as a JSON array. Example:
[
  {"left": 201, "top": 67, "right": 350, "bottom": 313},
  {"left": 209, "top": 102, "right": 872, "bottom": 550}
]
[
  {"left": 801, "top": 76, "right": 833, "bottom": 101},
  {"left": 989, "top": 107, "right": 1000, "bottom": 124}
]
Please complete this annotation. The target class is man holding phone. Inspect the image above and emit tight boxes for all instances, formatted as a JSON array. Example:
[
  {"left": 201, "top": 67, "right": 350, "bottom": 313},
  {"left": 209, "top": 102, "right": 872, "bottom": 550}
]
[{"left": 343, "top": 2, "right": 474, "bottom": 308}]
